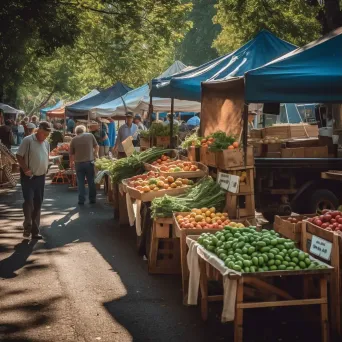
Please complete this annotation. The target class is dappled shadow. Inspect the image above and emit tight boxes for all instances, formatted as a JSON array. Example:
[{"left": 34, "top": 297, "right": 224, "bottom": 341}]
[{"left": 0, "top": 240, "right": 37, "bottom": 278}]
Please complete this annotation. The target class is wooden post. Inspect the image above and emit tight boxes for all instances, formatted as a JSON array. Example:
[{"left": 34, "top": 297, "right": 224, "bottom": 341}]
[
  {"left": 320, "top": 276, "right": 329, "bottom": 342},
  {"left": 234, "top": 279, "right": 244, "bottom": 342},
  {"left": 149, "top": 92, "right": 153, "bottom": 126},
  {"left": 170, "top": 98, "right": 174, "bottom": 148},
  {"left": 243, "top": 104, "right": 248, "bottom": 166}
]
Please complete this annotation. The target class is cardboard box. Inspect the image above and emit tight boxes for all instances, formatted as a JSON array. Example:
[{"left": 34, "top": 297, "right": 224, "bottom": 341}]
[
  {"left": 289, "top": 124, "right": 318, "bottom": 138},
  {"left": 304, "top": 146, "right": 328, "bottom": 158},
  {"left": 281, "top": 147, "right": 305, "bottom": 158}
]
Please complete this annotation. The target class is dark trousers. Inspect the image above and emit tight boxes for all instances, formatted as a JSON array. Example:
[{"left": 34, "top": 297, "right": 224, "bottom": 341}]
[
  {"left": 75, "top": 161, "right": 96, "bottom": 203},
  {"left": 21, "top": 174, "right": 45, "bottom": 235}
]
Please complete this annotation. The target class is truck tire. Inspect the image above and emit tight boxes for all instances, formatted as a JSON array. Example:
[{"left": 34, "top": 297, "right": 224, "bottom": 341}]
[{"left": 307, "top": 189, "right": 339, "bottom": 213}]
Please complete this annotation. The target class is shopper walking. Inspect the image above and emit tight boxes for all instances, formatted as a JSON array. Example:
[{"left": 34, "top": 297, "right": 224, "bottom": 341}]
[
  {"left": 69, "top": 125, "right": 99, "bottom": 205},
  {"left": 16, "top": 121, "right": 51, "bottom": 239},
  {"left": 17, "top": 120, "right": 25, "bottom": 144}
]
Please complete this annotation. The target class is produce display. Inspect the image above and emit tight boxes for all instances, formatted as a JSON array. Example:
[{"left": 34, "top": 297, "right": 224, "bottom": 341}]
[
  {"left": 50, "top": 143, "right": 70, "bottom": 156},
  {"left": 155, "top": 160, "right": 200, "bottom": 173},
  {"left": 256, "top": 136, "right": 283, "bottom": 144},
  {"left": 307, "top": 210, "right": 342, "bottom": 232},
  {"left": 151, "top": 177, "right": 225, "bottom": 218},
  {"left": 236, "top": 170, "right": 247, "bottom": 184},
  {"left": 198, "top": 227, "right": 327, "bottom": 273},
  {"left": 127, "top": 171, "right": 194, "bottom": 193},
  {"left": 140, "top": 122, "right": 179, "bottom": 138},
  {"left": 109, "top": 147, "right": 172, "bottom": 183},
  {"left": 176, "top": 208, "right": 244, "bottom": 230},
  {"left": 201, "top": 131, "right": 239, "bottom": 151},
  {"left": 150, "top": 154, "right": 174, "bottom": 166},
  {"left": 94, "top": 157, "right": 114, "bottom": 171},
  {"left": 181, "top": 133, "right": 202, "bottom": 148}
]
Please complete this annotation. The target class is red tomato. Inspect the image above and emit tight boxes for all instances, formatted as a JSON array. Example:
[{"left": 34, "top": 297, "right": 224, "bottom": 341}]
[
  {"left": 321, "top": 223, "right": 329, "bottom": 229},
  {"left": 335, "top": 215, "right": 341, "bottom": 220},
  {"left": 322, "top": 209, "right": 330, "bottom": 214},
  {"left": 337, "top": 224, "right": 342, "bottom": 231},
  {"left": 324, "top": 214, "right": 332, "bottom": 222},
  {"left": 330, "top": 218, "right": 336, "bottom": 223},
  {"left": 332, "top": 211, "right": 340, "bottom": 218},
  {"left": 319, "top": 215, "right": 324, "bottom": 221},
  {"left": 338, "top": 218, "right": 342, "bottom": 224},
  {"left": 315, "top": 219, "right": 322, "bottom": 226}
]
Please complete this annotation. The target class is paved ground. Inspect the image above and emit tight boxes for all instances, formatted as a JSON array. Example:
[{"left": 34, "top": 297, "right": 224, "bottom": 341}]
[{"left": 0, "top": 180, "right": 324, "bottom": 342}]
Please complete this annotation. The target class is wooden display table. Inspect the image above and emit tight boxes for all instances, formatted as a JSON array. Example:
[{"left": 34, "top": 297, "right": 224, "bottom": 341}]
[
  {"left": 199, "top": 244, "right": 332, "bottom": 342},
  {"left": 302, "top": 220, "right": 342, "bottom": 336}
]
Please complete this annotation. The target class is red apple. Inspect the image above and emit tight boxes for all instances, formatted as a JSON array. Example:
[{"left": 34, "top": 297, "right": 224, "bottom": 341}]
[
  {"left": 335, "top": 215, "right": 341, "bottom": 220},
  {"left": 319, "top": 215, "right": 324, "bottom": 221},
  {"left": 333, "top": 222, "right": 339, "bottom": 228},
  {"left": 338, "top": 218, "right": 342, "bottom": 224},
  {"left": 330, "top": 218, "right": 336, "bottom": 224},
  {"left": 337, "top": 224, "right": 342, "bottom": 231},
  {"left": 332, "top": 211, "right": 340, "bottom": 218},
  {"left": 307, "top": 218, "right": 313, "bottom": 223},
  {"left": 321, "top": 223, "right": 329, "bottom": 229},
  {"left": 322, "top": 209, "right": 329, "bottom": 214}
]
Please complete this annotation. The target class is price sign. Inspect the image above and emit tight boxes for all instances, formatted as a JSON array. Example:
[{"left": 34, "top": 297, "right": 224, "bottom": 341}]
[
  {"left": 217, "top": 172, "right": 240, "bottom": 193},
  {"left": 309, "top": 235, "right": 332, "bottom": 261},
  {"left": 122, "top": 136, "right": 135, "bottom": 157}
]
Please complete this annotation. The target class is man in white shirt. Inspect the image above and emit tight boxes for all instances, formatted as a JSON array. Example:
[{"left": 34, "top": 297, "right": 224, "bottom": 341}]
[
  {"left": 113, "top": 112, "right": 138, "bottom": 158},
  {"left": 16, "top": 121, "right": 51, "bottom": 239}
]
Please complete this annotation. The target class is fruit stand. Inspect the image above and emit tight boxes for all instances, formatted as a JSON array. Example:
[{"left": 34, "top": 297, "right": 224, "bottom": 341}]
[{"left": 188, "top": 227, "right": 333, "bottom": 342}]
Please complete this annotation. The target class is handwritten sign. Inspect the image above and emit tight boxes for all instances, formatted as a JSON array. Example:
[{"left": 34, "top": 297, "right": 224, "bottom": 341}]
[
  {"left": 309, "top": 235, "right": 332, "bottom": 261},
  {"left": 217, "top": 172, "right": 239, "bottom": 193},
  {"left": 122, "top": 136, "right": 135, "bottom": 157}
]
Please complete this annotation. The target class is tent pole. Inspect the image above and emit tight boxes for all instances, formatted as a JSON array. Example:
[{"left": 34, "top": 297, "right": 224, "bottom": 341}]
[
  {"left": 149, "top": 93, "right": 153, "bottom": 126},
  {"left": 170, "top": 98, "right": 174, "bottom": 148},
  {"left": 243, "top": 104, "right": 248, "bottom": 166}
]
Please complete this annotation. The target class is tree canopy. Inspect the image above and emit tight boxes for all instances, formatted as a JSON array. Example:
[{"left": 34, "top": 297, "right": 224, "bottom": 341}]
[{"left": 213, "top": 0, "right": 342, "bottom": 54}]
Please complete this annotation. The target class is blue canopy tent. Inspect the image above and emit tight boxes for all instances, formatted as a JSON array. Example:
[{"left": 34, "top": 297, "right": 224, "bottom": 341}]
[
  {"left": 151, "top": 30, "right": 296, "bottom": 102},
  {"left": 93, "top": 61, "right": 201, "bottom": 116},
  {"left": 243, "top": 27, "right": 342, "bottom": 103},
  {"left": 40, "top": 100, "right": 63, "bottom": 119},
  {"left": 66, "top": 82, "right": 132, "bottom": 117}
]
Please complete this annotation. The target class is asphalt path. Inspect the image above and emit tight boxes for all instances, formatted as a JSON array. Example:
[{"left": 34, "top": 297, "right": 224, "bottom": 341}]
[{"left": 0, "top": 180, "right": 324, "bottom": 342}]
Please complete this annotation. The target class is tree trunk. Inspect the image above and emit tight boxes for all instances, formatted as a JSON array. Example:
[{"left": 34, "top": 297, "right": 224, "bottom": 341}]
[
  {"left": 29, "top": 89, "right": 55, "bottom": 116},
  {"left": 324, "top": 0, "right": 341, "bottom": 32}
]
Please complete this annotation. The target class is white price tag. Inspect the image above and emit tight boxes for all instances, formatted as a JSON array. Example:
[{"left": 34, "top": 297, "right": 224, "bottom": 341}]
[
  {"left": 217, "top": 172, "right": 240, "bottom": 193},
  {"left": 309, "top": 235, "right": 332, "bottom": 261}
]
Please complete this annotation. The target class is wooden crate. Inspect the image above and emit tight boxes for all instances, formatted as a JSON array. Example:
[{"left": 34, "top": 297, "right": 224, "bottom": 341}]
[
  {"left": 224, "top": 192, "right": 255, "bottom": 219},
  {"left": 200, "top": 146, "right": 217, "bottom": 167},
  {"left": 187, "top": 147, "right": 200, "bottom": 162},
  {"left": 263, "top": 125, "right": 290, "bottom": 139},
  {"left": 140, "top": 137, "right": 151, "bottom": 149},
  {"left": 302, "top": 221, "right": 342, "bottom": 336},
  {"left": 155, "top": 136, "right": 170, "bottom": 148},
  {"left": 224, "top": 193, "right": 255, "bottom": 219},
  {"left": 219, "top": 168, "right": 254, "bottom": 193},
  {"left": 152, "top": 161, "right": 208, "bottom": 179},
  {"left": 281, "top": 147, "right": 305, "bottom": 158},
  {"left": 173, "top": 214, "right": 251, "bottom": 304},
  {"left": 274, "top": 214, "right": 316, "bottom": 243},
  {"left": 250, "top": 129, "right": 262, "bottom": 139},
  {"left": 262, "top": 143, "right": 282, "bottom": 154},
  {"left": 126, "top": 184, "right": 190, "bottom": 202},
  {"left": 118, "top": 188, "right": 129, "bottom": 226},
  {"left": 216, "top": 146, "right": 254, "bottom": 170},
  {"left": 289, "top": 124, "right": 318, "bottom": 138},
  {"left": 304, "top": 146, "right": 329, "bottom": 158},
  {"left": 148, "top": 218, "right": 181, "bottom": 274}
]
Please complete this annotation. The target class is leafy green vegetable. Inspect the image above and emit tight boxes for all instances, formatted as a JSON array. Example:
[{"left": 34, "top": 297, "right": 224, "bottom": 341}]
[
  {"left": 151, "top": 177, "right": 225, "bottom": 218},
  {"left": 181, "top": 132, "right": 203, "bottom": 148},
  {"left": 207, "top": 131, "right": 236, "bottom": 151}
]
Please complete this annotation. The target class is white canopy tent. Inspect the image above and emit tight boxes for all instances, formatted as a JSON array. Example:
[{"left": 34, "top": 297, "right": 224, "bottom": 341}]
[
  {"left": 0, "top": 103, "right": 25, "bottom": 115},
  {"left": 92, "top": 63, "right": 200, "bottom": 117}
]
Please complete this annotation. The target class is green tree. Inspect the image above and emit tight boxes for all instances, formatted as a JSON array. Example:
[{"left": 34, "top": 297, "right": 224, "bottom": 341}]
[
  {"left": 1, "top": 0, "right": 192, "bottom": 108},
  {"left": 213, "top": 0, "right": 323, "bottom": 54},
  {"left": 176, "top": 0, "right": 221, "bottom": 66}
]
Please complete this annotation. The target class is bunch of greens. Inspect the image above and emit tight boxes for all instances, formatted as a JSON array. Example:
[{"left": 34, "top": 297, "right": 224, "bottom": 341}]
[
  {"left": 110, "top": 147, "right": 172, "bottom": 183},
  {"left": 181, "top": 132, "right": 203, "bottom": 149},
  {"left": 151, "top": 177, "right": 226, "bottom": 218},
  {"left": 140, "top": 130, "right": 151, "bottom": 138},
  {"left": 149, "top": 122, "right": 179, "bottom": 137},
  {"left": 208, "top": 131, "right": 236, "bottom": 151}
]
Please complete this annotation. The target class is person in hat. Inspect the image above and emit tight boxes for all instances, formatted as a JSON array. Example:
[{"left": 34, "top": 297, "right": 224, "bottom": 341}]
[
  {"left": 113, "top": 112, "right": 138, "bottom": 158},
  {"left": 134, "top": 114, "right": 147, "bottom": 131},
  {"left": 16, "top": 121, "right": 51, "bottom": 240}
]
